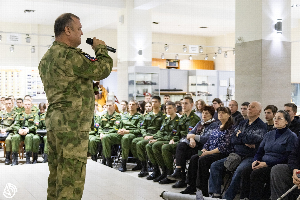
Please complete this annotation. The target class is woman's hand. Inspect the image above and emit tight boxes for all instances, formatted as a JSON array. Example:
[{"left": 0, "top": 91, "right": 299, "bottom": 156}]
[
  {"left": 187, "top": 134, "right": 195, "bottom": 140},
  {"left": 201, "top": 150, "right": 211, "bottom": 157},
  {"left": 189, "top": 138, "right": 196, "bottom": 148},
  {"left": 252, "top": 161, "right": 267, "bottom": 170}
]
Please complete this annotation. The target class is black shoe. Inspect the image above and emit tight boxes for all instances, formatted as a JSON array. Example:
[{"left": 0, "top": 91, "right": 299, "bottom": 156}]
[
  {"left": 26, "top": 152, "right": 32, "bottom": 164},
  {"left": 147, "top": 165, "right": 161, "bottom": 180},
  {"left": 159, "top": 177, "right": 176, "bottom": 184},
  {"left": 101, "top": 157, "right": 106, "bottom": 165},
  {"left": 42, "top": 154, "right": 48, "bottom": 163},
  {"left": 32, "top": 153, "right": 38, "bottom": 164},
  {"left": 91, "top": 154, "right": 97, "bottom": 162},
  {"left": 172, "top": 180, "right": 187, "bottom": 188},
  {"left": 5, "top": 151, "right": 11, "bottom": 165},
  {"left": 138, "top": 161, "right": 149, "bottom": 177},
  {"left": 167, "top": 168, "right": 182, "bottom": 181},
  {"left": 153, "top": 167, "right": 167, "bottom": 182},
  {"left": 132, "top": 160, "right": 142, "bottom": 171},
  {"left": 106, "top": 157, "right": 112, "bottom": 168},
  {"left": 118, "top": 159, "right": 127, "bottom": 172},
  {"left": 11, "top": 152, "right": 19, "bottom": 166},
  {"left": 180, "top": 185, "right": 197, "bottom": 194}
]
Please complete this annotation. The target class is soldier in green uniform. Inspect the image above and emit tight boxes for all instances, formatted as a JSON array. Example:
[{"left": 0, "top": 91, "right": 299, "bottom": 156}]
[
  {"left": 24, "top": 95, "right": 39, "bottom": 113},
  {"left": 145, "top": 101, "right": 180, "bottom": 183},
  {"left": 164, "top": 96, "right": 200, "bottom": 188},
  {"left": 13, "top": 98, "right": 25, "bottom": 114},
  {"left": 38, "top": 102, "right": 48, "bottom": 163},
  {"left": 1, "top": 98, "right": 18, "bottom": 165},
  {"left": 88, "top": 100, "right": 120, "bottom": 163},
  {"left": 12, "top": 99, "right": 39, "bottom": 165},
  {"left": 88, "top": 114, "right": 101, "bottom": 161},
  {"left": 132, "top": 96, "right": 165, "bottom": 178},
  {"left": 38, "top": 13, "right": 113, "bottom": 200},
  {"left": 101, "top": 99, "right": 144, "bottom": 171}
]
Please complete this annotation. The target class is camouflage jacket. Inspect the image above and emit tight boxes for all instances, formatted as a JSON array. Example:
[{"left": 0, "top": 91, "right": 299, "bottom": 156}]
[
  {"left": 38, "top": 41, "right": 113, "bottom": 132},
  {"left": 0, "top": 110, "right": 17, "bottom": 133},
  {"left": 12, "top": 111, "right": 39, "bottom": 134},
  {"left": 31, "top": 105, "right": 39, "bottom": 113},
  {"left": 177, "top": 110, "right": 200, "bottom": 139},
  {"left": 89, "top": 115, "right": 101, "bottom": 136},
  {"left": 38, "top": 112, "right": 47, "bottom": 130},
  {"left": 119, "top": 112, "right": 144, "bottom": 137},
  {"left": 98, "top": 111, "right": 121, "bottom": 135},
  {"left": 141, "top": 111, "right": 165, "bottom": 137},
  {"left": 153, "top": 115, "right": 180, "bottom": 142},
  {"left": 13, "top": 107, "right": 25, "bottom": 114}
]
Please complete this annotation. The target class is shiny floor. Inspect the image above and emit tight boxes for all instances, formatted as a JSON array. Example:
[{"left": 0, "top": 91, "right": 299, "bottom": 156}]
[{"left": 0, "top": 148, "right": 183, "bottom": 200}]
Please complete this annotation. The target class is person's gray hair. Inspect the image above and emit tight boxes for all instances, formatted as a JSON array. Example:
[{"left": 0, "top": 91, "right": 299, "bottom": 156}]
[{"left": 277, "top": 110, "right": 291, "bottom": 127}]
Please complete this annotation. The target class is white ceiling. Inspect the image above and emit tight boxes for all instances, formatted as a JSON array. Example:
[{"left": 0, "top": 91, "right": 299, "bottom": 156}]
[{"left": 0, "top": 0, "right": 299, "bottom": 37}]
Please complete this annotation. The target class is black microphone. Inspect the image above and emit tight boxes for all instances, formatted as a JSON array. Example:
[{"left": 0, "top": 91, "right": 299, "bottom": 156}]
[{"left": 86, "top": 38, "right": 116, "bottom": 53}]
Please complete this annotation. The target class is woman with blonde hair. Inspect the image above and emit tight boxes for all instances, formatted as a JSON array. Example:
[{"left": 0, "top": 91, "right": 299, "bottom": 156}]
[{"left": 195, "top": 99, "right": 206, "bottom": 119}]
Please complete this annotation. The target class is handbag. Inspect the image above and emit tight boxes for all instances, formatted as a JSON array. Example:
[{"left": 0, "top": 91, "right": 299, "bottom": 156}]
[
  {"left": 36, "top": 129, "right": 47, "bottom": 136},
  {"left": 224, "top": 153, "right": 242, "bottom": 172}
]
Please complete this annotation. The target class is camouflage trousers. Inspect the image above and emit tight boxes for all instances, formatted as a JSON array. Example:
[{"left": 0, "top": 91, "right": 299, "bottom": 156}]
[
  {"left": 47, "top": 130, "right": 89, "bottom": 200},
  {"left": 24, "top": 133, "right": 40, "bottom": 153},
  {"left": 88, "top": 135, "right": 100, "bottom": 156},
  {"left": 161, "top": 143, "right": 177, "bottom": 171},
  {"left": 146, "top": 141, "right": 175, "bottom": 170},
  {"left": 11, "top": 134, "right": 25, "bottom": 152},
  {"left": 5, "top": 133, "right": 15, "bottom": 152},
  {"left": 134, "top": 137, "right": 151, "bottom": 162},
  {"left": 101, "top": 133, "right": 136, "bottom": 159},
  {"left": 43, "top": 135, "right": 48, "bottom": 154}
]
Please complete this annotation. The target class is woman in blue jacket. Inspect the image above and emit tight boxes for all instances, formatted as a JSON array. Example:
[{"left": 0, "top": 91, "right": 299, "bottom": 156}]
[{"left": 242, "top": 110, "right": 298, "bottom": 200}]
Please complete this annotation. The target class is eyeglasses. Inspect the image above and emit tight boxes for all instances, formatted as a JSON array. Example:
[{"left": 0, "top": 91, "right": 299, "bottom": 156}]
[{"left": 273, "top": 117, "right": 284, "bottom": 121}]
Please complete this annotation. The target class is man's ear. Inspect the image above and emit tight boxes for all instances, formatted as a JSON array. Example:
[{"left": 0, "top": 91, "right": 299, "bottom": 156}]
[{"left": 64, "top": 26, "right": 71, "bottom": 36}]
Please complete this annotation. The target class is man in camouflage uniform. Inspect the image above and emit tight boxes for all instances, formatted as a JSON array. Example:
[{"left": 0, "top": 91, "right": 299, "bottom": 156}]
[
  {"left": 132, "top": 96, "right": 165, "bottom": 178},
  {"left": 165, "top": 96, "right": 200, "bottom": 188},
  {"left": 13, "top": 98, "right": 25, "bottom": 114},
  {"left": 38, "top": 13, "right": 113, "bottom": 200},
  {"left": 145, "top": 101, "right": 180, "bottom": 183},
  {"left": 1, "top": 98, "right": 18, "bottom": 165},
  {"left": 12, "top": 99, "right": 39, "bottom": 165},
  {"left": 101, "top": 99, "right": 144, "bottom": 171},
  {"left": 88, "top": 100, "right": 121, "bottom": 163},
  {"left": 38, "top": 103, "right": 48, "bottom": 163}
]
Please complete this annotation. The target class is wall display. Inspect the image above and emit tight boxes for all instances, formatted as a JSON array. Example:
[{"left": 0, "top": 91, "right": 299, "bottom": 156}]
[
  {"left": 0, "top": 66, "right": 46, "bottom": 99},
  {"left": 128, "top": 66, "right": 160, "bottom": 100}
]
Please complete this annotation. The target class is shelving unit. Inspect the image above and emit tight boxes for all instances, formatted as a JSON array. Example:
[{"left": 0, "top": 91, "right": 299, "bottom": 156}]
[{"left": 128, "top": 66, "right": 160, "bottom": 101}]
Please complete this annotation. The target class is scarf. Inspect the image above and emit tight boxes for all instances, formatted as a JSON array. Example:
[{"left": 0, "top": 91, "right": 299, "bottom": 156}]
[{"left": 196, "top": 118, "right": 215, "bottom": 135}]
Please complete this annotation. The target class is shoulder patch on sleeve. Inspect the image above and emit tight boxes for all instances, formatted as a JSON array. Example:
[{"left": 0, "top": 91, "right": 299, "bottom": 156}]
[{"left": 84, "top": 54, "right": 98, "bottom": 62}]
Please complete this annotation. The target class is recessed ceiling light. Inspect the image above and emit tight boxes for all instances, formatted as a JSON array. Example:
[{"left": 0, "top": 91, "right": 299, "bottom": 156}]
[
  {"left": 24, "top": 10, "right": 35, "bottom": 13},
  {"left": 152, "top": 22, "right": 159, "bottom": 24},
  {"left": 199, "top": 27, "right": 208, "bottom": 28}
]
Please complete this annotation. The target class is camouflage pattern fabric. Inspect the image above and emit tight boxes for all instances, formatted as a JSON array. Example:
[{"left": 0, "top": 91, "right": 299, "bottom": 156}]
[
  {"left": 13, "top": 107, "right": 25, "bottom": 114},
  {"left": 38, "top": 41, "right": 113, "bottom": 200},
  {"left": 1, "top": 109, "right": 17, "bottom": 151},
  {"left": 88, "top": 115, "right": 101, "bottom": 155},
  {"left": 38, "top": 112, "right": 48, "bottom": 154}
]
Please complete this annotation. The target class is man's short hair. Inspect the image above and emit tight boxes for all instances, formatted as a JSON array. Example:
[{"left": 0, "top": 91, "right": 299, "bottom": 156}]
[
  {"left": 212, "top": 98, "right": 222, "bottom": 104},
  {"left": 284, "top": 103, "right": 297, "bottom": 113},
  {"left": 164, "top": 95, "right": 170, "bottom": 98},
  {"left": 5, "top": 98, "right": 11, "bottom": 101},
  {"left": 106, "top": 100, "right": 114, "bottom": 105},
  {"left": 177, "top": 106, "right": 182, "bottom": 113},
  {"left": 241, "top": 102, "right": 250, "bottom": 107},
  {"left": 230, "top": 100, "right": 238, "bottom": 106},
  {"left": 23, "top": 99, "right": 31, "bottom": 103},
  {"left": 129, "top": 99, "right": 137, "bottom": 105},
  {"left": 152, "top": 96, "right": 161, "bottom": 103},
  {"left": 24, "top": 95, "right": 31, "bottom": 99},
  {"left": 39, "top": 103, "right": 47, "bottom": 110},
  {"left": 264, "top": 105, "right": 278, "bottom": 115},
  {"left": 183, "top": 96, "right": 193, "bottom": 104},
  {"left": 8, "top": 95, "right": 14, "bottom": 98},
  {"left": 54, "top": 13, "right": 80, "bottom": 37},
  {"left": 121, "top": 100, "right": 128, "bottom": 105},
  {"left": 16, "top": 98, "right": 23, "bottom": 102},
  {"left": 166, "top": 101, "right": 176, "bottom": 108},
  {"left": 1, "top": 97, "right": 6, "bottom": 99}
]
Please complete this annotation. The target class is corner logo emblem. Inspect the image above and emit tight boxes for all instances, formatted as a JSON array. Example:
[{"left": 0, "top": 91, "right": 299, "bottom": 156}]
[{"left": 3, "top": 183, "right": 17, "bottom": 198}]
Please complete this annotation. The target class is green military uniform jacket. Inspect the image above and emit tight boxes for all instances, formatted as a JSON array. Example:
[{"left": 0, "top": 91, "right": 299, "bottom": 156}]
[
  {"left": 13, "top": 111, "right": 39, "bottom": 134},
  {"left": 38, "top": 112, "right": 47, "bottom": 130},
  {"left": 153, "top": 115, "right": 180, "bottom": 142},
  {"left": 89, "top": 115, "right": 101, "bottom": 136},
  {"left": 31, "top": 105, "right": 39, "bottom": 113},
  {"left": 141, "top": 111, "right": 165, "bottom": 137},
  {"left": 38, "top": 41, "right": 113, "bottom": 132},
  {"left": 177, "top": 110, "right": 200, "bottom": 140},
  {"left": 0, "top": 110, "right": 17, "bottom": 133},
  {"left": 119, "top": 112, "right": 144, "bottom": 136},
  {"left": 98, "top": 111, "right": 121, "bottom": 135},
  {"left": 13, "top": 106, "right": 25, "bottom": 114}
]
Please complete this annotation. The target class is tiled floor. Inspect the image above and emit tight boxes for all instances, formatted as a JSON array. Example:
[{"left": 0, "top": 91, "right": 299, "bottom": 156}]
[{"left": 0, "top": 148, "right": 184, "bottom": 200}]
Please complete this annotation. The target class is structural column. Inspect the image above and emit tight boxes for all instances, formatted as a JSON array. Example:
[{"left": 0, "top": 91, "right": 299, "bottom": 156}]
[
  {"left": 117, "top": 0, "right": 152, "bottom": 101},
  {"left": 235, "top": 0, "right": 291, "bottom": 111}
]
